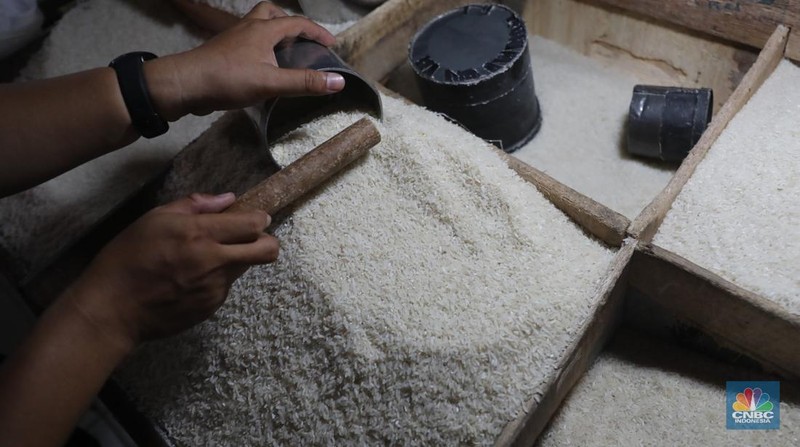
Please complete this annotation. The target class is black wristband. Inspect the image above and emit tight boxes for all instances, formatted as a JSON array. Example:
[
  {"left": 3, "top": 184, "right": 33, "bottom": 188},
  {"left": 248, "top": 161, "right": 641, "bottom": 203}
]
[{"left": 109, "top": 52, "right": 169, "bottom": 139}]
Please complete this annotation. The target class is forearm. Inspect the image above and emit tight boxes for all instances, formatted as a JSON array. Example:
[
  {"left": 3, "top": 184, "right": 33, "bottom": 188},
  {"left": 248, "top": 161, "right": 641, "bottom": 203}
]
[
  {"left": 0, "top": 58, "right": 184, "bottom": 198},
  {"left": 0, "top": 284, "right": 132, "bottom": 447},
  {"left": 0, "top": 68, "right": 138, "bottom": 196}
]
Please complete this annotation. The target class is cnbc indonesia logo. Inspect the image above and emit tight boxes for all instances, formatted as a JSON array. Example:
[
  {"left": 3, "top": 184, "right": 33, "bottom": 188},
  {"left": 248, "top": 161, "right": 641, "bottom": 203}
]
[
  {"left": 733, "top": 388, "right": 773, "bottom": 420},
  {"left": 727, "top": 381, "right": 780, "bottom": 430}
]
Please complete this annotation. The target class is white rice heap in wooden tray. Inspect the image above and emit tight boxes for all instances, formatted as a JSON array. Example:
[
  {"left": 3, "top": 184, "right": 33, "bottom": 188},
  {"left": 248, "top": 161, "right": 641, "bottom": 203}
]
[
  {"left": 0, "top": 0, "right": 219, "bottom": 277},
  {"left": 654, "top": 60, "right": 800, "bottom": 317},
  {"left": 539, "top": 331, "right": 800, "bottom": 445},
  {"left": 513, "top": 36, "right": 676, "bottom": 219},
  {"left": 117, "top": 95, "right": 616, "bottom": 446}
]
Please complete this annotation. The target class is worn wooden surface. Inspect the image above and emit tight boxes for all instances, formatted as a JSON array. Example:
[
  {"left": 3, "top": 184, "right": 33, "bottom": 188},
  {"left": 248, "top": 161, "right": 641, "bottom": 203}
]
[
  {"left": 495, "top": 242, "right": 635, "bottom": 446},
  {"left": 228, "top": 118, "right": 379, "bottom": 214},
  {"left": 524, "top": 0, "right": 759, "bottom": 111},
  {"left": 629, "top": 25, "right": 789, "bottom": 242},
  {"left": 590, "top": 0, "right": 800, "bottom": 61},
  {"left": 629, "top": 244, "right": 800, "bottom": 379}
]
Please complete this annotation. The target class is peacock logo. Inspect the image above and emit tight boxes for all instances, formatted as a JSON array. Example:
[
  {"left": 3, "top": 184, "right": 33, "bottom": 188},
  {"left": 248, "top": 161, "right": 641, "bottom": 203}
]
[
  {"left": 732, "top": 387, "right": 774, "bottom": 412},
  {"left": 727, "top": 381, "right": 780, "bottom": 430}
]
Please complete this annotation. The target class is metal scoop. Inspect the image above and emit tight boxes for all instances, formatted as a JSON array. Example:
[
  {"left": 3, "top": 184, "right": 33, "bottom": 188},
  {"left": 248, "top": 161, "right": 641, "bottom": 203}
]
[{"left": 246, "top": 39, "right": 383, "bottom": 154}]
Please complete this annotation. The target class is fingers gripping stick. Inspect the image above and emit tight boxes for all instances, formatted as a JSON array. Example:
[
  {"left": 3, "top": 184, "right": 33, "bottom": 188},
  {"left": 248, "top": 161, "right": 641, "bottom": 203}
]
[{"left": 227, "top": 118, "right": 381, "bottom": 215}]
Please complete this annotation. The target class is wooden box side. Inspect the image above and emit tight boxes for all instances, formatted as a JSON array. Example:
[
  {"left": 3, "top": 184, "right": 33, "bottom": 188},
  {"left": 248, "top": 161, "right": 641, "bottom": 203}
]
[
  {"left": 494, "top": 243, "right": 636, "bottom": 446},
  {"left": 628, "top": 243, "right": 800, "bottom": 379}
]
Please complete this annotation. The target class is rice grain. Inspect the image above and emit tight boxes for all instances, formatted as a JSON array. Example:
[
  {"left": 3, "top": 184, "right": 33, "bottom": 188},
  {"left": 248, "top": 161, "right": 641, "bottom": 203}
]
[{"left": 118, "top": 95, "right": 616, "bottom": 446}]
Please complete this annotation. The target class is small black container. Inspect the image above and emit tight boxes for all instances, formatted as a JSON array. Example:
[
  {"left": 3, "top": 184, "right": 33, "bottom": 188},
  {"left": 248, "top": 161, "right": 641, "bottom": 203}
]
[
  {"left": 627, "top": 85, "right": 713, "bottom": 162},
  {"left": 246, "top": 39, "right": 383, "bottom": 152},
  {"left": 409, "top": 4, "right": 541, "bottom": 153}
]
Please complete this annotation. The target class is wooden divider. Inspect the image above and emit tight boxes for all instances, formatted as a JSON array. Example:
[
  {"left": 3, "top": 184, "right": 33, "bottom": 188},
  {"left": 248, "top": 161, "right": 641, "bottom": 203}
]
[
  {"left": 629, "top": 25, "right": 789, "bottom": 242},
  {"left": 629, "top": 244, "right": 800, "bottom": 379},
  {"left": 495, "top": 243, "right": 636, "bottom": 446},
  {"left": 498, "top": 152, "right": 630, "bottom": 247},
  {"left": 591, "top": 0, "right": 800, "bottom": 61}
]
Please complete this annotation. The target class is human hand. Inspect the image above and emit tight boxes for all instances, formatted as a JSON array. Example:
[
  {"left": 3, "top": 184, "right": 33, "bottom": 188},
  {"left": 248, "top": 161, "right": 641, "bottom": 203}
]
[
  {"left": 64, "top": 193, "right": 279, "bottom": 349},
  {"left": 144, "top": 2, "right": 345, "bottom": 120}
]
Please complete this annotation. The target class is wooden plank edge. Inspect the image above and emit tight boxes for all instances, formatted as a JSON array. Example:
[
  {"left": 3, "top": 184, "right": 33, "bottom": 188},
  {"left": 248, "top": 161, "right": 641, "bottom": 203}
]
[
  {"left": 589, "top": 0, "right": 797, "bottom": 53},
  {"left": 494, "top": 242, "right": 635, "bottom": 446},
  {"left": 629, "top": 243, "right": 800, "bottom": 379},
  {"left": 628, "top": 24, "right": 789, "bottom": 242},
  {"left": 499, "top": 153, "right": 629, "bottom": 247}
]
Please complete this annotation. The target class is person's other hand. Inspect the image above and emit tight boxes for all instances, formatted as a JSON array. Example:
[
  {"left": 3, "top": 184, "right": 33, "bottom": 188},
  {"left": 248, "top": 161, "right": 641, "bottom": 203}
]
[
  {"left": 145, "top": 2, "right": 345, "bottom": 120},
  {"left": 64, "top": 193, "right": 278, "bottom": 349}
]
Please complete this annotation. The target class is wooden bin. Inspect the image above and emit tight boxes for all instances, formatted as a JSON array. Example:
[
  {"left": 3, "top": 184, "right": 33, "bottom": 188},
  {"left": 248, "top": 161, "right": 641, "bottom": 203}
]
[{"left": 7, "top": 0, "right": 799, "bottom": 446}]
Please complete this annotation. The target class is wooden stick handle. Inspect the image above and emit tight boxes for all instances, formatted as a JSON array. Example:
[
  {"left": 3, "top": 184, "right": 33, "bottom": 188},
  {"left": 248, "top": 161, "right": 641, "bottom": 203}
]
[{"left": 227, "top": 117, "right": 380, "bottom": 215}]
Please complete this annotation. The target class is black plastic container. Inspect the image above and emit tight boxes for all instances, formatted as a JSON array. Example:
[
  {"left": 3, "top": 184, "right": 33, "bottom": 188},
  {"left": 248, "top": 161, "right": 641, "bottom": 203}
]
[
  {"left": 627, "top": 85, "right": 713, "bottom": 162},
  {"left": 245, "top": 39, "right": 383, "bottom": 152},
  {"left": 409, "top": 4, "right": 541, "bottom": 153}
]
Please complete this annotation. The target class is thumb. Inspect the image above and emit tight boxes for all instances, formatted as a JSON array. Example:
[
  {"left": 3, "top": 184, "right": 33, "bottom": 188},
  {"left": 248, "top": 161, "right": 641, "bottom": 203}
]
[
  {"left": 269, "top": 68, "right": 346, "bottom": 97},
  {"left": 158, "top": 193, "right": 236, "bottom": 215}
]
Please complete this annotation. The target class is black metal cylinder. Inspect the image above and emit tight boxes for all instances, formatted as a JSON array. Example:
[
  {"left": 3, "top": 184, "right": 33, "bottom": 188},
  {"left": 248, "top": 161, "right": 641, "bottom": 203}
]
[
  {"left": 627, "top": 85, "right": 713, "bottom": 162},
  {"left": 409, "top": 4, "right": 541, "bottom": 153},
  {"left": 246, "top": 39, "right": 383, "bottom": 150}
]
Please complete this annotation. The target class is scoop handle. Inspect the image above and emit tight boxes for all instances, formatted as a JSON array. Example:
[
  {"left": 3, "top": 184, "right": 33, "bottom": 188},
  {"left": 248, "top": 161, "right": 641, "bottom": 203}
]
[{"left": 226, "top": 117, "right": 380, "bottom": 215}]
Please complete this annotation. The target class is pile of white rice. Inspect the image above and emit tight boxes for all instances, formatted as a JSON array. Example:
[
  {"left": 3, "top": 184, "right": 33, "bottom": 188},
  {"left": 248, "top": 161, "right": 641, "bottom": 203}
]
[
  {"left": 539, "top": 330, "right": 799, "bottom": 445},
  {"left": 513, "top": 36, "right": 677, "bottom": 219},
  {"left": 654, "top": 60, "right": 800, "bottom": 317},
  {"left": 117, "top": 95, "right": 616, "bottom": 445}
]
